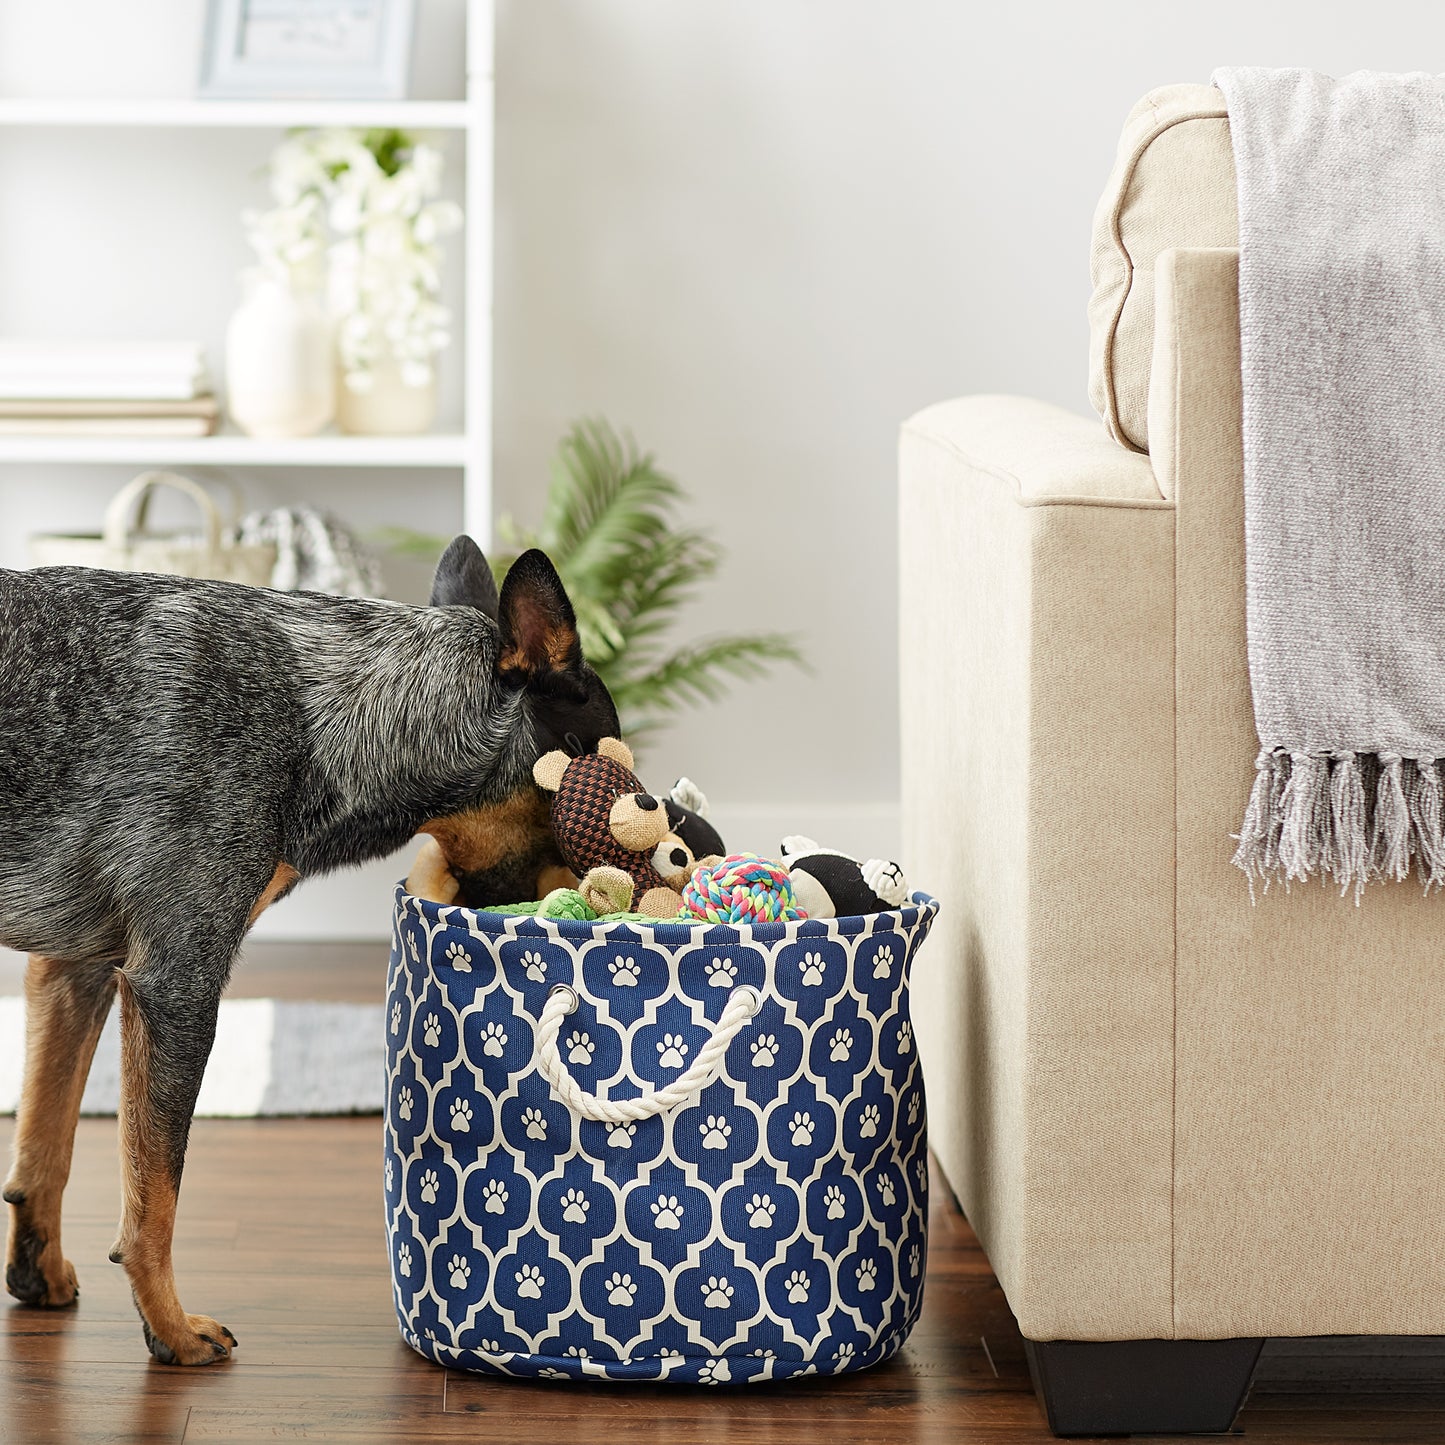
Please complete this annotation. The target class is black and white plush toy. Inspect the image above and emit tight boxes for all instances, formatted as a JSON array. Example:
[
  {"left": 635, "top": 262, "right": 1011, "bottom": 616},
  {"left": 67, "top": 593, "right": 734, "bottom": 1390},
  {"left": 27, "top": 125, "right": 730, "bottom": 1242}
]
[
  {"left": 779, "top": 836, "right": 909, "bottom": 919},
  {"left": 663, "top": 777, "right": 726, "bottom": 862}
]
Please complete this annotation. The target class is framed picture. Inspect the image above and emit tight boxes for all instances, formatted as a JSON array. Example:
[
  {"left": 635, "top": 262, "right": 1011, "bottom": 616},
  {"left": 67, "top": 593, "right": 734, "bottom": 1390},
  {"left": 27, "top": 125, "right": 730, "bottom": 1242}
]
[{"left": 199, "top": 0, "right": 416, "bottom": 100}]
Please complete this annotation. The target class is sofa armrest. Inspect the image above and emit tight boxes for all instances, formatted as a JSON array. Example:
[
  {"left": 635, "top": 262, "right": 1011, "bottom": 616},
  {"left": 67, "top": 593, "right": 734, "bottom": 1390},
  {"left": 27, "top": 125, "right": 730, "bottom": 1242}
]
[
  {"left": 901, "top": 394, "right": 1166, "bottom": 506},
  {"left": 899, "top": 394, "right": 1177, "bottom": 1340}
]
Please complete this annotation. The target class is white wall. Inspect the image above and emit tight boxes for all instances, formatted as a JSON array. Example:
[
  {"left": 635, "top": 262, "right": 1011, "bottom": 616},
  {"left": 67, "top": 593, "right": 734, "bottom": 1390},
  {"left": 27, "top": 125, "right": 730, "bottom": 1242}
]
[{"left": 4, "top": 1, "right": 1445, "bottom": 936}]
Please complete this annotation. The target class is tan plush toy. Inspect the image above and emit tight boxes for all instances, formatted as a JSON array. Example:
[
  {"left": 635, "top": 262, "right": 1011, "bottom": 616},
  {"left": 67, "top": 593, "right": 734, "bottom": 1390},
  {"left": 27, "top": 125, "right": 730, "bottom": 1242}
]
[{"left": 532, "top": 737, "right": 691, "bottom": 919}]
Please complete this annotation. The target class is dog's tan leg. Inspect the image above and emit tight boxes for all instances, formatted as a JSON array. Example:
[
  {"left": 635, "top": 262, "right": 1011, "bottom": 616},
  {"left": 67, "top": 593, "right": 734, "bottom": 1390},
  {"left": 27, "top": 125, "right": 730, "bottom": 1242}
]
[
  {"left": 4, "top": 956, "right": 116, "bottom": 1308},
  {"left": 111, "top": 969, "right": 235, "bottom": 1366}
]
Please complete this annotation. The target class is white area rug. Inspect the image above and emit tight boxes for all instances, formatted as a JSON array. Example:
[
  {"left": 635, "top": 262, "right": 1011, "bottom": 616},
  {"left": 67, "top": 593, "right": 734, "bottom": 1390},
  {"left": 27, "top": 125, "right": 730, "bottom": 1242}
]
[{"left": 0, "top": 998, "right": 385, "bottom": 1117}]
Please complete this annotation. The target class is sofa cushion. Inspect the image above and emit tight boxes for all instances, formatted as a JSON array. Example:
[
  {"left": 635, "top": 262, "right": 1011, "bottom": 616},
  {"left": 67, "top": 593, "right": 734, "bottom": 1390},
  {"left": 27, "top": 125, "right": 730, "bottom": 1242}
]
[{"left": 1088, "top": 84, "right": 1236, "bottom": 453}]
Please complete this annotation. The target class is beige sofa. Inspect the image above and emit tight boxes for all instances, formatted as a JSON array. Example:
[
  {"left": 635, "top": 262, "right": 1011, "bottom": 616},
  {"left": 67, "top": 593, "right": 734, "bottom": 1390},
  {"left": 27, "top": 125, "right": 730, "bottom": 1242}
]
[{"left": 899, "top": 85, "right": 1445, "bottom": 1437}]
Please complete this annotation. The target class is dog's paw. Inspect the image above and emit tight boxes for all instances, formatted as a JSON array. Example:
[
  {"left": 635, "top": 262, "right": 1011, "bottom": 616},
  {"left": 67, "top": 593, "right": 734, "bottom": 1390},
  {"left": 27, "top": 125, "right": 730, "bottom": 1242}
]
[
  {"left": 141, "top": 1312, "right": 238, "bottom": 1366},
  {"left": 5, "top": 1223, "right": 80, "bottom": 1308}
]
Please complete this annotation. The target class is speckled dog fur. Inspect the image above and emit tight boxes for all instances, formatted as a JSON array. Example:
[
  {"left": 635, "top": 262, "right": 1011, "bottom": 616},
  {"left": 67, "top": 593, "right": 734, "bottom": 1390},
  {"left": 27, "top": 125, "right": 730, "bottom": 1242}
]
[{"left": 0, "top": 538, "right": 616, "bottom": 1366}]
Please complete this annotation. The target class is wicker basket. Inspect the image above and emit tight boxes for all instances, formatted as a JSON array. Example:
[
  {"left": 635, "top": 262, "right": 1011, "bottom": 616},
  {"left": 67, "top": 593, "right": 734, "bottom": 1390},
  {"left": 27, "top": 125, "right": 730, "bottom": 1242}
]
[{"left": 29, "top": 470, "right": 275, "bottom": 585}]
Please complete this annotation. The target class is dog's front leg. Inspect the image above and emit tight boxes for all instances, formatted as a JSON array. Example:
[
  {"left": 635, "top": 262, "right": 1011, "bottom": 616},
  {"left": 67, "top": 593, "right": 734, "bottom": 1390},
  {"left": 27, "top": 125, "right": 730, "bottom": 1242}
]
[
  {"left": 4, "top": 957, "right": 117, "bottom": 1308},
  {"left": 111, "top": 963, "right": 236, "bottom": 1365}
]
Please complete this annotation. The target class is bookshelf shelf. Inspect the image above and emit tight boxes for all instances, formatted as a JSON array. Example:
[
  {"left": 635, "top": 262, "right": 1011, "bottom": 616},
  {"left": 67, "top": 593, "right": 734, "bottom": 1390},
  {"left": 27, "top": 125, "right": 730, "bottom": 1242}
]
[
  {"left": 0, "top": 431, "right": 470, "bottom": 467},
  {"left": 0, "top": 98, "right": 475, "bottom": 130}
]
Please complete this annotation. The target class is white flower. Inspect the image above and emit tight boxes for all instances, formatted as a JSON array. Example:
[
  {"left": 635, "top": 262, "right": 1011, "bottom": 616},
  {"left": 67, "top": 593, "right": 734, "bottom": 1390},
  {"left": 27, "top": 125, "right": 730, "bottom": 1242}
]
[{"left": 246, "top": 126, "right": 462, "bottom": 381}]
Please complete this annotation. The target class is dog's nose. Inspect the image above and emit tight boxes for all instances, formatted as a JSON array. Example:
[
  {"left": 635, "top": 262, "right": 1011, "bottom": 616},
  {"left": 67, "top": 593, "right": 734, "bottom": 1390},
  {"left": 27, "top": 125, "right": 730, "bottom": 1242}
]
[{"left": 635, "top": 794, "right": 659, "bottom": 811}]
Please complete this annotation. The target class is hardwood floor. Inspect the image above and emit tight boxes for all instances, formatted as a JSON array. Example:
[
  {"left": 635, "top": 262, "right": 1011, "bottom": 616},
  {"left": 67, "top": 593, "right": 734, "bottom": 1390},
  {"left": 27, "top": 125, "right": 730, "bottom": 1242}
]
[{"left": 0, "top": 1118, "right": 1442, "bottom": 1444}]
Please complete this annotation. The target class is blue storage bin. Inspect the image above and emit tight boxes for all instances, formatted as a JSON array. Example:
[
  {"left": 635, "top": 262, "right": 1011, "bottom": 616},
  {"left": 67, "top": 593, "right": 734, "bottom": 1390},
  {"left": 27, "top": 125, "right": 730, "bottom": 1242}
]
[{"left": 384, "top": 886, "right": 939, "bottom": 1384}]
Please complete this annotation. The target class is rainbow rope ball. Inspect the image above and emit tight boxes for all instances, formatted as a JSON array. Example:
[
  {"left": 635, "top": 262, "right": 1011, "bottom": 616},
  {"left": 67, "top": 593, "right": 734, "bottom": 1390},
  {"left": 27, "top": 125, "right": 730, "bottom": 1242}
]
[{"left": 681, "top": 852, "right": 807, "bottom": 925}]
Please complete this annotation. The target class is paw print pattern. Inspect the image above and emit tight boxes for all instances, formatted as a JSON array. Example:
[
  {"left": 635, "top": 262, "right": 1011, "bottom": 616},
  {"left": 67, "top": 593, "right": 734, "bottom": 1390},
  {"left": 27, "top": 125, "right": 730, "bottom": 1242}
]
[
  {"left": 909, "top": 1243, "right": 921, "bottom": 1278},
  {"left": 703, "top": 1275, "right": 734, "bottom": 1308},
  {"left": 422, "top": 1012, "right": 441, "bottom": 1048},
  {"left": 449, "top": 1098, "right": 474, "bottom": 1132},
  {"left": 859, "top": 1104, "right": 880, "bottom": 1139},
  {"left": 607, "top": 1122, "right": 636, "bottom": 1149},
  {"left": 481, "top": 1021, "right": 508, "bottom": 1058},
  {"left": 397, "top": 1086, "right": 414, "bottom": 1121},
  {"left": 566, "top": 1031, "right": 595, "bottom": 1065},
  {"left": 521, "top": 950, "right": 547, "bottom": 983},
  {"left": 448, "top": 1254, "right": 471, "bottom": 1289},
  {"left": 876, "top": 1172, "right": 896, "bottom": 1207},
  {"left": 699, "top": 1114, "right": 731, "bottom": 1149},
  {"left": 834, "top": 1341, "right": 856, "bottom": 1365},
  {"left": 747, "top": 1193, "right": 775, "bottom": 1229},
  {"left": 515, "top": 1264, "right": 544, "bottom": 1299},
  {"left": 657, "top": 1033, "right": 688, "bottom": 1069},
  {"left": 750, "top": 1034, "right": 778, "bottom": 1068},
  {"left": 828, "top": 1028, "right": 853, "bottom": 1062},
  {"left": 914, "top": 1156, "right": 928, "bottom": 1194},
  {"left": 907, "top": 1091, "right": 920, "bottom": 1125},
  {"left": 608, "top": 954, "right": 640, "bottom": 986},
  {"left": 390, "top": 1000, "right": 402, "bottom": 1035},
  {"left": 397, "top": 1242, "right": 412, "bottom": 1278},
  {"left": 789, "top": 1111, "right": 815, "bottom": 1146},
  {"left": 800, "top": 951, "right": 826, "bottom": 986},
  {"left": 705, "top": 956, "right": 737, "bottom": 988},
  {"left": 824, "top": 1184, "right": 846, "bottom": 1220},
  {"left": 384, "top": 1157, "right": 394, "bottom": 1191},
  {"left": 561, "top": 1188, "right": 589, "bottom": 1224},
  {"left": 855, "top": 1258, "right": 877, "bottom": 1293},
  {"left": 444, "top": 941, "right": 472, "bottom": 973},
  {"left": 482, "top": 1179, "right": 508, "bottom": 1215},
  {"left": 606, "top": 1271, "right": 636, "bottom": 1305},
  {"left": 522, "top": 1108, "right": 547, "bottom": 1141},
  {"left": 651, "top": 1194, "right": 684, "bottom": 1230},
  {"left": 538, "top": 1366, "right": 567, "bottom": 1379},
  {"left": 419, "top": 1170, "right": 439, "bottom": 1205},
  {"left": 897, "top": 1020, "right": 914, "bottom": 1054},
  {"left": 699, "top": 1357, "right": 731, "bottom": 1384},
  {"left": 871, "top": 943, "right": 895, "bottom": 979},
  {"left": 785, "top": 1270, "right": 810, "bottom": 1304}
]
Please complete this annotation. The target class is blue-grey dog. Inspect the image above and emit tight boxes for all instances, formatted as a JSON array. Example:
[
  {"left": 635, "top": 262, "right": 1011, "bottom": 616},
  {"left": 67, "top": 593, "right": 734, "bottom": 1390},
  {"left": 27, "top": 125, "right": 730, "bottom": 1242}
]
[{"left": 0, "top": 538, "right": 617, "bottom": 1364}]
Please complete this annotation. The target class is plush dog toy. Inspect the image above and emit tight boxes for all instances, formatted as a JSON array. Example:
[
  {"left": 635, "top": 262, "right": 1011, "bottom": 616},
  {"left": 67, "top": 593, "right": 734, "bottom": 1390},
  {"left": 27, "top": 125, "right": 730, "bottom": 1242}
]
[
  {"left": 779, "top": 836, "right": 909, "bottom": 918},
  {"left": 533, "top": 737, "right": 691, "bottom": 918},
  {"left": 664, "top": 777, "right": 726, "bottom": 862}
]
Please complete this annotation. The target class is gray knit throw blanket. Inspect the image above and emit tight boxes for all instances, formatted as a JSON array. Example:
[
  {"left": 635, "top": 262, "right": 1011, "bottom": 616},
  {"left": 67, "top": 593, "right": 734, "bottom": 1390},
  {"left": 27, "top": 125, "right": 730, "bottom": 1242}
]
[{"left": 1215, "top": 67, "right": 1445, "bottom": 897}]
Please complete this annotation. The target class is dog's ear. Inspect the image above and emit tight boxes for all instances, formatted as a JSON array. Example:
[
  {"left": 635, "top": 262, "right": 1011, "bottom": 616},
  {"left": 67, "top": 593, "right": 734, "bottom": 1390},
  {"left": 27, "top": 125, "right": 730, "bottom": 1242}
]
[
  {"left": 497, "top": 549, "right": 582, "bottom": 681},
  {"left": 430, "top": 535, "right": 500, "bottom": 619}
]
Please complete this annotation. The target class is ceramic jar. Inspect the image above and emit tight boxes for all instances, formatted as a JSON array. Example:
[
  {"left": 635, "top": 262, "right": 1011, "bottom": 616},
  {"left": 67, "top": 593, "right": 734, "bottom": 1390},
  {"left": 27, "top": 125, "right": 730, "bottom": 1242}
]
[
  {"left": 225, "top": 272, "right": 335, "bottom": 438},
  {"left": 334, "top": 355, "right": 439, "bottom": 436}
]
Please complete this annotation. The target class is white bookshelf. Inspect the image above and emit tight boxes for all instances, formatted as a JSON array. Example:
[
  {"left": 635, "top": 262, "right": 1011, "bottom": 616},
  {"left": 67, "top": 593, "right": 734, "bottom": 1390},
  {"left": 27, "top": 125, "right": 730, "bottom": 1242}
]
[
  {"left": 0, "top": 0, "right": 494, "bottom": 546},
  {"left": 0, "top": 431, "right": 470, "bottom": 467},
  {"left": 0, "top": 98, "right": 472, "bottom": 129}
]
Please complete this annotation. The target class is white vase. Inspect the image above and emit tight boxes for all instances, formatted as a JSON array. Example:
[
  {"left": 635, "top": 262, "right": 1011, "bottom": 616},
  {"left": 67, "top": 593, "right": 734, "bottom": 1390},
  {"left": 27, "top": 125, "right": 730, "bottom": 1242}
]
[
  {"left": 335, "top": 356, "right": 439, "bottom": 436},
  {"left": 225, "top": 274, "right": 334, "bottom": 438}
]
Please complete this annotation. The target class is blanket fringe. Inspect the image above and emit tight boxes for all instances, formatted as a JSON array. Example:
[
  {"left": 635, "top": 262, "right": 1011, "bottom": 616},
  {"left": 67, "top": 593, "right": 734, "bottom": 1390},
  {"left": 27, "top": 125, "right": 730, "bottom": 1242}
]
[{"left": 1234, "top": 748, "right": 1445, "bottom": 899}]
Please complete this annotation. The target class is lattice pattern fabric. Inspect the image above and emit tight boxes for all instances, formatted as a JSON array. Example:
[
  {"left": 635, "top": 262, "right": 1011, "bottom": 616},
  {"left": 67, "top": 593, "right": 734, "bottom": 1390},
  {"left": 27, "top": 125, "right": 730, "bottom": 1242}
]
[{"left": 384, "top": 886, "right": 939, "bottom": 1383}]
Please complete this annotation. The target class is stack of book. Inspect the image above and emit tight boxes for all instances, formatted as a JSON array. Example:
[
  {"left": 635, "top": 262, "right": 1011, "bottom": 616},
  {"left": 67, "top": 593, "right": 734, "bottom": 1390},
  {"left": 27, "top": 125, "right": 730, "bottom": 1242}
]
[{"left": 0, "top": 341, "right": 218, "bottom": 436}]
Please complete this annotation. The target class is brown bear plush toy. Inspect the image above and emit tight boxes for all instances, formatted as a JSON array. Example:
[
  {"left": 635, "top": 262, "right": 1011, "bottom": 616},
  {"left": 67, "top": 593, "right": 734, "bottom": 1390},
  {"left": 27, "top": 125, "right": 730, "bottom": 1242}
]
[{"left": 533, "top": 737, "right": 692, "bottom": 918}]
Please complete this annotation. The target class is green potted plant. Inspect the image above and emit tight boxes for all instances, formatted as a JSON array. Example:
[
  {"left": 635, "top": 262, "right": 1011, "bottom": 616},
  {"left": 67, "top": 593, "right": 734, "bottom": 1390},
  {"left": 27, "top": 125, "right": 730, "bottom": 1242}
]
[{"left": 385, "top": 418, "right": 803, "bottom": 746}]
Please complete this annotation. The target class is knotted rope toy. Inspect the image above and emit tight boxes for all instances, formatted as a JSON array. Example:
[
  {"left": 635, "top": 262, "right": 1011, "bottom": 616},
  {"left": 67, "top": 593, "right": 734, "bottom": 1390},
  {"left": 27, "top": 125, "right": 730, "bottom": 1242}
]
[{"left": 680, "top": 852, "right": 807, "bottom": 924}]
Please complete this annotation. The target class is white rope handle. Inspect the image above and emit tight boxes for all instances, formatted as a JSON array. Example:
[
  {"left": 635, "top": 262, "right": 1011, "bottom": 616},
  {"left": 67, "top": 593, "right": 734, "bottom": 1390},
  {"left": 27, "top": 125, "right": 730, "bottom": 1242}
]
[{"left": 534, "top": 983, "right": 762, "bottom": 1123}]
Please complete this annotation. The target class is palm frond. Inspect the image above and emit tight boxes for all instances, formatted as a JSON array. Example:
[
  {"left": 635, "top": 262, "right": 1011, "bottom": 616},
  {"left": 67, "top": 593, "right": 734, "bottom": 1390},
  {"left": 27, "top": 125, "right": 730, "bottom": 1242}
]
[
  {"left": 604, "top": 633, "right": 807, "bottom": 734},
  {"left": 375, "top": 418, "right": 805, "bottom": 758}
]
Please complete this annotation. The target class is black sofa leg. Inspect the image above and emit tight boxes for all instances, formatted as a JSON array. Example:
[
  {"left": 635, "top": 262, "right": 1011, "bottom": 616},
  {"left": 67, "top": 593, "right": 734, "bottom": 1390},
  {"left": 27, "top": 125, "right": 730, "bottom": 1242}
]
[{"left": 1024, "top": 1336, "right": 1264, "bottom": 1436}]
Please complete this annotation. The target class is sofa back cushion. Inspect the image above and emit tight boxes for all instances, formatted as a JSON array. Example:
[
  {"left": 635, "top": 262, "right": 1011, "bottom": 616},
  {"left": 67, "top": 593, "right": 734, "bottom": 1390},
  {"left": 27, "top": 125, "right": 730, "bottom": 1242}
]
[{"left": 1088, "top": 84, "right": 1236, "bottom": 453}]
